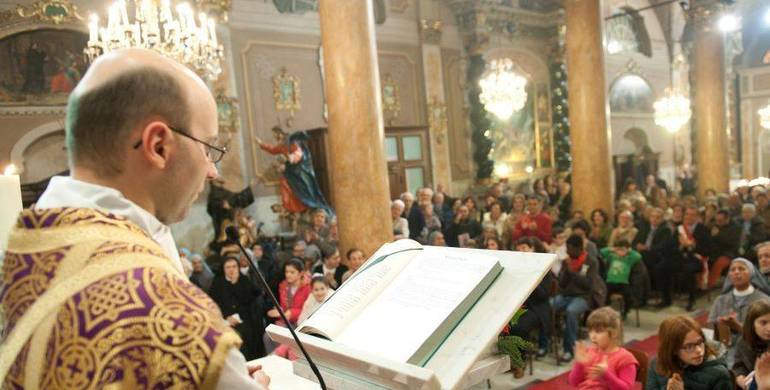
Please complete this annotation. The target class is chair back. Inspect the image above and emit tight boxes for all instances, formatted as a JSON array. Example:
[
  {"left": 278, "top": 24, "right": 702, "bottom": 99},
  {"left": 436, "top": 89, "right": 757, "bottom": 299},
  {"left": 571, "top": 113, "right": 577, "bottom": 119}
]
[
  {"left": 626, "top": 347, "right": 649, "bottom": 389},
  {"left": 715, "top": 321, "right": 732, "bottom": 347}
]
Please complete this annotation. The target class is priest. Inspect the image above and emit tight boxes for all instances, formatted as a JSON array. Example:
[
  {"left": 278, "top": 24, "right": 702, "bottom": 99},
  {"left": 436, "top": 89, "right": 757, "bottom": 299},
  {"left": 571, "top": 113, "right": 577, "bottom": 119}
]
[{"left": 0, "top": 48, "right": 269, "bottom": 389}]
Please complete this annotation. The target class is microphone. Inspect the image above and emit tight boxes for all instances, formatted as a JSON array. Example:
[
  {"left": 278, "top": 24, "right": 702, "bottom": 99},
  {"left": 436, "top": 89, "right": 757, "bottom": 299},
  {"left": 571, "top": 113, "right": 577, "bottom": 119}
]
[{"left": 225, "top": 226, "right": 327, "bottom": 390}]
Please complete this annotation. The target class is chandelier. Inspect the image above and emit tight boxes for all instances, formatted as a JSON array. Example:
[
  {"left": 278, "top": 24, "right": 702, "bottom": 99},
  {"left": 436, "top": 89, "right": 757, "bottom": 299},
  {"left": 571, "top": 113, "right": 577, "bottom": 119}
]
[
  {"left": 85, "top": 0, "right": 223, "bottom": 81},
  {"left": 760, "top": 103, "right": 770, "bottom": 130},
  {"left": 653, "top": 87, "right": 691, "bottom": 133},
  {"left": 478, "top": 58, "right": 528, "bottom": 120}
]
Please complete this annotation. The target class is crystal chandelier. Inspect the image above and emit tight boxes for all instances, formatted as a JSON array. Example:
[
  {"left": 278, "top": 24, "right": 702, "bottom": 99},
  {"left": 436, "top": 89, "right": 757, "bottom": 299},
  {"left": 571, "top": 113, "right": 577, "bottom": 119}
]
[
  {"left": 653, "top": 87, "right": 691, "bottom": 133},
  {"left": 478, "top": 58, "right": 528, "bottom": 120},
  {"left": 760, "top": 103, "right": 770, "bottom": 130},
  {"left": 85, "top": 0, "right": 223, "bottom": 81}
]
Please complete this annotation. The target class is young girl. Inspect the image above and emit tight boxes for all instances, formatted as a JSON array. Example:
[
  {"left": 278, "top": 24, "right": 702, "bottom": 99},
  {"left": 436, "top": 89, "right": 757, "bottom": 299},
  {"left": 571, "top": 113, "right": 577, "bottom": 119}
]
[
  {"left": 268, "top": 258, "right": 311, "bottom": 328},
  {"left": 647, "top": 315, "right": 732, "bottom": 390},
  {"left": 734, "top": 300, "right": 770, "bottom": 389},
  {"left": 568, "top": 307, "right": 638, "bottom": 390},
  {"left": 298, "top": 274, "right": 335, "bottom": 324}
]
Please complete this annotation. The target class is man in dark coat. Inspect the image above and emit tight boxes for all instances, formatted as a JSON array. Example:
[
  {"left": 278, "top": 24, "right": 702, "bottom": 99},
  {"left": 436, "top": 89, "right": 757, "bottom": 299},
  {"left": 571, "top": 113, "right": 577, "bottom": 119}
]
[{"left": 633, "top": 207, "right": 674, "bottom": 294}]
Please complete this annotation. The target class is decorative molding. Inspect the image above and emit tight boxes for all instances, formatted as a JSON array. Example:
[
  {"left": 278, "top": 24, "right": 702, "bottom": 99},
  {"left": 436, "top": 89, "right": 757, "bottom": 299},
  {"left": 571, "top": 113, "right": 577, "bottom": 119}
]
[
  {"left": 389, "top": 0, "right": 409, "bottom": 14},
  {"left": 215, "top": 90, "right": 239, "bottom": 134},
  {"left": 0, "top": 106, "right": 67, "bottom": 116},
  {"left": 272, "top": 67, "right": 301, "bottom": 117},
  {"left": 427, "top": 95, "right": 447, "bottom": 144},
  {"left": 420, "top": 19, "right": 443, "bottom": 45},
  {"left": 381, "top": 73, "right": 400, "bottom": 125},
  {"left": 10, "top": 119, "right": 66, "bottom": 175},
  {"left": 196, "top": 0, "right": 231, "bottom": 22},
  {"left": 0, "top": 0, "right": 84, "bottom": 25},
  {"left": 686, "top": 0, "right": 725, "bottom": 32}
]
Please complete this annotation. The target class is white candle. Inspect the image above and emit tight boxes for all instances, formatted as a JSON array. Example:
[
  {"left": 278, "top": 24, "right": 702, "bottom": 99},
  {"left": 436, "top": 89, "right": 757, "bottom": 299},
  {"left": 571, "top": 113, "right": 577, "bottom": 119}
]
[
  {"left": 89, "top": 14, "right": 99, "bottom": 43},
  {"left": 208, "top": 18, "right": 217, "bottom": 47},
  {"left": 0, "top": 165, "right": 23, "bottom": 253}
]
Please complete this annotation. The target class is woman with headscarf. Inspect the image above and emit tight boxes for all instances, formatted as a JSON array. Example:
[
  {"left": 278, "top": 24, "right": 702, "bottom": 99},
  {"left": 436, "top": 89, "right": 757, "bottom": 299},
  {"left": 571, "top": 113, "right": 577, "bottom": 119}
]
[
  {"left": 708, "top": 257, "right": 770, "bottom": 365},
  {"left": 189, "top": 253, "right": 215, "bottom": 293}
]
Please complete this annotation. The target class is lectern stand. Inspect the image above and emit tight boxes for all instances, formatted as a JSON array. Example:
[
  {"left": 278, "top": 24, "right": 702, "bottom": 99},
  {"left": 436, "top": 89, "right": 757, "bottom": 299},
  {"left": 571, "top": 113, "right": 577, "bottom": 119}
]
[{"left": 266, "top": 249, "right": 555, "bottom": 390}]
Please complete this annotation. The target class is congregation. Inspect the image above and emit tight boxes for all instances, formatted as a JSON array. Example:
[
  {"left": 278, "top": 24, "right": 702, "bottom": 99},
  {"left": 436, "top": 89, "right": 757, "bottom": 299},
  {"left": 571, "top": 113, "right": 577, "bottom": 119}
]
[{"left": 183, "top": 170, "right": 770, "bottom": 390}]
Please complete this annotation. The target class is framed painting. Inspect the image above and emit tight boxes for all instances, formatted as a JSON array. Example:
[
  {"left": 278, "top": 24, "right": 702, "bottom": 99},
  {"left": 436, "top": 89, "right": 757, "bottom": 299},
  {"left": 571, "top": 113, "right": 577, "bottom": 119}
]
[
  {"left": 381, "top": 73, "right": 400, "bottom": 124},
  {"left": 0, "top": 29, "right": 88, "bottom": 107}
]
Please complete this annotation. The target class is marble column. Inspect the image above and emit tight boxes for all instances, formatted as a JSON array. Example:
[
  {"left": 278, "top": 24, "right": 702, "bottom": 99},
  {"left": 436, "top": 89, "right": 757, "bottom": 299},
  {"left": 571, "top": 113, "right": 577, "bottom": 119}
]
[
  {"left": 692, "top": 2, "right": 729, "bottom": 197},
  {"left": 319, "top": 0, "right": 393, "bottom": 256},
  {"left": 564, "top": 0, "right": 613, "bottom": 214},
  {"left": 420, "top": 19, "right": 452, "bottom": 190}
]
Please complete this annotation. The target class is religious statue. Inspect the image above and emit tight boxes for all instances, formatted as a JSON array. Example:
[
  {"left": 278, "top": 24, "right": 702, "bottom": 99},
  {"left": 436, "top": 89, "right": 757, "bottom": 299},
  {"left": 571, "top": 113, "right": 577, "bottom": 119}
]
[
  {"left": 207, "top": 178, "right": 255, "bottom": 252},
  {"left": 256, "top": 126, "right": 334, "bottom": 220},
  {"left": 21, "top": 42, "right": 47, "bottom": 94}
]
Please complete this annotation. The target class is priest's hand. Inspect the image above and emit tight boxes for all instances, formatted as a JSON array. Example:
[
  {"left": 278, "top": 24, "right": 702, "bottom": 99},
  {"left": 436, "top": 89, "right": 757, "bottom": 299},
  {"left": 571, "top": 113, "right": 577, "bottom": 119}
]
[{"left": 246, "top": 362, "right": 271, "bottom": 389}]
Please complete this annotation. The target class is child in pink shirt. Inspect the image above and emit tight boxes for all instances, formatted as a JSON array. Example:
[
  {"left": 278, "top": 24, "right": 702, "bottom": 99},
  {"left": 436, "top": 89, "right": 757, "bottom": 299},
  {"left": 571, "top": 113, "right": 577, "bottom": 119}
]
[{"left": 568, "top": 307, "right": 639, "bottom": 390}]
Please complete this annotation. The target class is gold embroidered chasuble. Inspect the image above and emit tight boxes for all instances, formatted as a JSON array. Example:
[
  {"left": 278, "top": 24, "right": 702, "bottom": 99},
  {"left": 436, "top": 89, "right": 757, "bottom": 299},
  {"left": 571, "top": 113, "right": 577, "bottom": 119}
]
[{"left": 0, "top": 207, "right": 242, "bottom": 389}]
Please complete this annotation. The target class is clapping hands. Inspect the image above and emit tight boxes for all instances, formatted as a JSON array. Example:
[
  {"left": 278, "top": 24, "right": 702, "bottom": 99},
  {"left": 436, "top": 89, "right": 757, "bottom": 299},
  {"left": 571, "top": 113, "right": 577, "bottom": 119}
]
[
  {"left": 667, "top": 373, "right": 684, "bottom": 390},
  {"left": 755, "top": 352, "right": 770, "bottom": 390},
  {"left": 587, "top": 356, "right": 608, "bottom": 380},
  {"left": 575, "top": 343, "right": 608, "bottom": 380}
]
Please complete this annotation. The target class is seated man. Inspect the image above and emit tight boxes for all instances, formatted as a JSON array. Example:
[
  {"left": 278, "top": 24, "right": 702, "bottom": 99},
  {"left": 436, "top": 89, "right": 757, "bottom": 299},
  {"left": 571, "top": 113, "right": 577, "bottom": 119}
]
[
  {"left": 312, "top": 244, "right": 348, "bottom": 289},
  {"left": 707, "top": 209, "right": 742, "bottom": 287},
  {"left": 553, "top": 234, "right": 600, "bottom": 362},
  {"left": 656, "top": 206, "right": 709, "bottom": 311},
  {"left": 632, "top": 207, "right": 673, "bottom": 295},
  {"left": 738, "top": 203, "right": 767, "bottom": 261}
]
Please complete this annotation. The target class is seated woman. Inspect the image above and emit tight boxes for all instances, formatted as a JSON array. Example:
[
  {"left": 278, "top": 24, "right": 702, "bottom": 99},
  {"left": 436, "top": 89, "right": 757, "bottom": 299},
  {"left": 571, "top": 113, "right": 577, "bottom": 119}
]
[
  {"left": 341, "top": 247, "right": 365, "bottom": 284},
  {"left": 268, "top": 258, "right": 311, "bottom": 328},
  {"left": 508, "top": 237, "right": 554, "bottom": 359},
  {"left": 733, "top": 300, "right": 770, "bottom": 390},
  {"left": 589, "top": 208, "right": 613, "bottom": 250},
  {"left": 209, "top": 256, "right": 265, "bottom": 360},
  {"left": 709, "top": 258, "right": 770, "bottom": 364},
  {"left": 608, "top": 211, "right": 638, "bottom": 248},
  {"left": 647, "top": 315, "right": 733, "bottom": 390}
]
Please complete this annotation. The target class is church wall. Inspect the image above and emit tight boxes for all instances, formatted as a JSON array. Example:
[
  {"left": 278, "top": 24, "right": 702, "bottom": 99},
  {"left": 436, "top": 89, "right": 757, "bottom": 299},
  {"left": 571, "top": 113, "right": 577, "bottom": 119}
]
[{"left": 604, "top": 0, "right": 681, "bottom": 187}]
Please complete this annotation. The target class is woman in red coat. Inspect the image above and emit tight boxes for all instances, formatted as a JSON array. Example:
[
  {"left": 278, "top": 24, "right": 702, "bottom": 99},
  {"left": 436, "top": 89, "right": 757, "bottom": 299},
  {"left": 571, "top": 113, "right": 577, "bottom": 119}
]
[{"left": 268, "top": 258, "right": 311, "bottom": 327}]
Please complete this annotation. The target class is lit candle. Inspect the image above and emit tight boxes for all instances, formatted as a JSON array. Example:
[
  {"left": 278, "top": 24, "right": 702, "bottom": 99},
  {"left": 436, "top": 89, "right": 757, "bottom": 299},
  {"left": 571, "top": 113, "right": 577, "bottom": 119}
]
[
  {"left": 88, "top": 14, "right": 99, "bottom": 43},
  {"left": 198, "top": 13, "right": 208, "bottom": 43},
  {"left": 118, "top": 0, "right": 129, "bottom": 26},
  {"left": 208, "top": 18, "right": 217, "bottom": 47},
  {"left": 0, "top": 164, "right": 23, "bottom": 253},
  {"left": 160, "top": 0, "right": 172, "bottom": 22}
]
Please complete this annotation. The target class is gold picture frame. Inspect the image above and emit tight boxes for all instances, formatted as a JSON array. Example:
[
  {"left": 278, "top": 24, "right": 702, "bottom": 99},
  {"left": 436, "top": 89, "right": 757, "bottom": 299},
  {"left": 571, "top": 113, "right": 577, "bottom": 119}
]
[
  {"left": 381, "top": 73, "right": 400, "bottom": 125},
  {"left": 272, "top": 67, "right": 301, "bottom": 116}
]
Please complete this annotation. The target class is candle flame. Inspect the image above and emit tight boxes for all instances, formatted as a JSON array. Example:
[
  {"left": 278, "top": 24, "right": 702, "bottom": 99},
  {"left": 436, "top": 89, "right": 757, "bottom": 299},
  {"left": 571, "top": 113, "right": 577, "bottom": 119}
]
[{"left": 4, "top": 164, "right": 17, "bottom": 176}]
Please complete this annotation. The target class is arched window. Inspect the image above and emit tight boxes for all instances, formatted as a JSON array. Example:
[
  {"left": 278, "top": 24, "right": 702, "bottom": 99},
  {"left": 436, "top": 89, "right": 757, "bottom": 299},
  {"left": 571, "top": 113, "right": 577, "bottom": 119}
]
[{"left": 609, "top": 73, "right": 654, "bottom": 113}]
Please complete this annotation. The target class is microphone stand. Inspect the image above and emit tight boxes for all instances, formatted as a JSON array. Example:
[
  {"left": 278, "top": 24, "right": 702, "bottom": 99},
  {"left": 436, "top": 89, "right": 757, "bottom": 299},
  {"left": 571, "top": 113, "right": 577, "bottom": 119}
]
[{"left": 225, "top": 226, "right": 327, "bottom": 390}]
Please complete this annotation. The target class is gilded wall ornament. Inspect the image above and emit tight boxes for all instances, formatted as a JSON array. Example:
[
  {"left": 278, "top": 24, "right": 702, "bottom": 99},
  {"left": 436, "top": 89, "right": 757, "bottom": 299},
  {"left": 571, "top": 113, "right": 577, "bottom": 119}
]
[
  {"left": 8, "top": 0, "right": 84, "bottom": 25},
  {"left": 215, "top": 90, "right": 239, "bottom": 134},
  {"left": 272, "top": 67, "right": 301, "bottom": 118},
  {"left": 428, "top": 96, "right": 447, "bottom": 144},
  {"left": 196, "top": 0, "right": 232, "bottom": 22},
  {"left": 420, "top": 19, "right": 443, "bottom": 45},
  {"left": 381, "top": 73, "right": 400, "bottom": 125}
]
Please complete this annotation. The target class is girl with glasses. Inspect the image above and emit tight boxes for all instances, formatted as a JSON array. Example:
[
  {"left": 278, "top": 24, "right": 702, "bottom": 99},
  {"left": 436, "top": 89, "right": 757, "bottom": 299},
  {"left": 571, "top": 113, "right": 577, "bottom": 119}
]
[{"left": 646, "top": 315, "right": 732, "bottom": 390}]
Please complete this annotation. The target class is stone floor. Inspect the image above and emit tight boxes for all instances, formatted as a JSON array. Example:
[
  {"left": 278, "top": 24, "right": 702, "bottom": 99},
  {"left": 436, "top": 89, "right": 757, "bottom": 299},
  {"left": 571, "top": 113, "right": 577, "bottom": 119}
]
[{"left": 469, "top": 293, "right": 717, "bottom": 389}]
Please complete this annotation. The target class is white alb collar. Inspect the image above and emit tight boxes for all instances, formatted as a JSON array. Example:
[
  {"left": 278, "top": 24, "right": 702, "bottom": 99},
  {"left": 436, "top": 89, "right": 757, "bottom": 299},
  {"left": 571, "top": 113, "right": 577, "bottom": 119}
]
[{"left": 35, "top": 176, "right": 183, "bottom": 274}]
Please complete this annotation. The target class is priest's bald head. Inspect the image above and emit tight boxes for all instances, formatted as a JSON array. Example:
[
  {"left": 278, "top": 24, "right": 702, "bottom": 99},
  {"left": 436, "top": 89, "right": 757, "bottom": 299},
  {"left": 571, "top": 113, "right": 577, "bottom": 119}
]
[{"left": 65, "top": 48, "right": 222, "bottom": 224}]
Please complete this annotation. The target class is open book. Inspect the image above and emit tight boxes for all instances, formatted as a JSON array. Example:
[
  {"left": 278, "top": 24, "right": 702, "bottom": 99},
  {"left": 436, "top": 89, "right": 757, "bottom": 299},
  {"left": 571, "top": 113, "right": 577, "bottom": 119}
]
[{"left": 296, "top": 239, "right": 503, "bottom": 366}]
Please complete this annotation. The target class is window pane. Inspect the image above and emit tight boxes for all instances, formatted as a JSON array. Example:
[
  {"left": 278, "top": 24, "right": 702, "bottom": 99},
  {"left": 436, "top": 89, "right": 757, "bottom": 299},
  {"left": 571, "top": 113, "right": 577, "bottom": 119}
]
[
  {"left": 405, "top": 167, "right": 424, "bottom": 194},
  {"left": 402, "top": 136, "right": 422, "bottom": 161},
  {"left": 384, "top": 137, "right": 398, "bottom": 162}
]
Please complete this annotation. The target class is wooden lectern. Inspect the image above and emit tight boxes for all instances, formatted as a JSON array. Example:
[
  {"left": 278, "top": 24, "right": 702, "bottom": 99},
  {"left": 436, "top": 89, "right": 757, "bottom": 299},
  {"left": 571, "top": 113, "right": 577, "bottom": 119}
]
[{"left": 266, "top": 249, "right": 555, "bottom": 390}]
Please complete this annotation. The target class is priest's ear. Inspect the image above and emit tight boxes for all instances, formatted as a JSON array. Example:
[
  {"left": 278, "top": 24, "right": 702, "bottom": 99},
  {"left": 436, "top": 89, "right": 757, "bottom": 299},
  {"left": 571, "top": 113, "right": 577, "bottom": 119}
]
[{"left": 136, "top": 120, "right": 175, "bottom": 169}]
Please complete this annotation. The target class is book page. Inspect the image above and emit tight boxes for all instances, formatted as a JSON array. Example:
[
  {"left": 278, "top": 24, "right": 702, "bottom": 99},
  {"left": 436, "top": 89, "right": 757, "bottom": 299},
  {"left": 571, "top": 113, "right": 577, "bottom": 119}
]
[
  {"left": 335, "top": 246, "right": 500, "bottom": 363},
  {"left": 297, "top": 239, "right": 422, "bottom": 339}
]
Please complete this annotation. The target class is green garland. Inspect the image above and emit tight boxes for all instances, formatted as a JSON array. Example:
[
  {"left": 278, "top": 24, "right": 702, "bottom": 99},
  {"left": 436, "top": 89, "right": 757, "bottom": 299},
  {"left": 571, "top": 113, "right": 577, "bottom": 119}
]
[
  {"left": 467, "top": 54, "right": 495, "bottom": 180},
  {"left": 550, "top": 61, "right": 572, "bottom": 173}
]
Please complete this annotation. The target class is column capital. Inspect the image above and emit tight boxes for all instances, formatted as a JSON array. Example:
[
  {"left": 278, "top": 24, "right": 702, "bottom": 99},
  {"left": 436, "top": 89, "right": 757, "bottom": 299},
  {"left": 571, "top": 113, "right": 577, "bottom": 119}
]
[
  {"left": 686, "top": 0, "right": 726, "bottom": 32},
  {"left": 420, "top": 19, "right": 444, "bottom": 45}
]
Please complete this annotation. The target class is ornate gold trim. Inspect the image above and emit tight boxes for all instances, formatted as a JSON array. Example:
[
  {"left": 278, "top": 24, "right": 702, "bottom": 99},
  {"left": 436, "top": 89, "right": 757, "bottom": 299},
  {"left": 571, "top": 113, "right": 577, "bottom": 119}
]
[
  {"left": 420, "top": 19, "right": 443, "bottom": 45},
  {"left": 0, "top": 254, "right": 179, "bottom": 384},
  {"left": 0, "top": 0, "right": 84, "bottom": 25},
  {"left": 427, "top": 95, "right": 447, "bottom": 145},
  {"left": 272, "top": 67, "right": 301, "bottom": 117},
  {"left": 381, "top": 73, "right": 401, "bottom": 125},
  {"left": 200, "top": 331, "right": 242, "bottom": 390}
]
